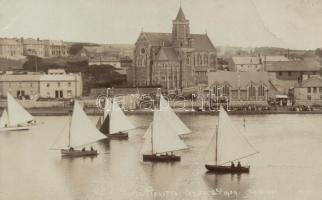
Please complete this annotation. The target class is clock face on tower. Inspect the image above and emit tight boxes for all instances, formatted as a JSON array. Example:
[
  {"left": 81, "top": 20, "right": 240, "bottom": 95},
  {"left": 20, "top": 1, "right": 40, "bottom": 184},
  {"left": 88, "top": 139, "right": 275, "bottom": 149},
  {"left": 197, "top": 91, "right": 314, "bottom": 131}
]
[{"left": 140, "top": 48, "right": 146, "bottom": 54}]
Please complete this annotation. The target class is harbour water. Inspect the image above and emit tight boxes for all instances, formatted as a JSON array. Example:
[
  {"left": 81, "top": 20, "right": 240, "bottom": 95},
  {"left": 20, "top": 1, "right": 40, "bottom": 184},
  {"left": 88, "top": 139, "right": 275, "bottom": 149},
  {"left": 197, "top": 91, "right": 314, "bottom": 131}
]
[{"left": 1, "top": 114, "right": 322, "bottom": 200}]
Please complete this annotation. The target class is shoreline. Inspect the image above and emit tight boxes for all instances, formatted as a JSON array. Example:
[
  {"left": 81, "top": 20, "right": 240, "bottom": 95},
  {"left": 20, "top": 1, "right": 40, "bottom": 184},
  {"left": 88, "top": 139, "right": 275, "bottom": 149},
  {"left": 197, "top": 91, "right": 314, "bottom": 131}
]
[{"left": 1, "top": 107, "right": 322, "bottom": 116}]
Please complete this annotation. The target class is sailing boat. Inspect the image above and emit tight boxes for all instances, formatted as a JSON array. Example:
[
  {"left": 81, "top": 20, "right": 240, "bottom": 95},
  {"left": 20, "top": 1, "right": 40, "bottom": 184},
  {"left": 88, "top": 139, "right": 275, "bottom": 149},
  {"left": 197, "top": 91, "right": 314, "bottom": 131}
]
[
  {"left": 205, "top": 106, "right": 258, "bottom": 173},
  {"left": 141, "top": 110, "right": 188, "bottom": 162},
  {"left": 52, "top": 101, "right": 107, "bottom": 157},
  {"left": 0, "top": 92, "right": 35, "bottom": 131},
  {"left": 158, "top": 95, "right": 191, "bottom": 136},
  {"left": 98, "top": 98, "right": 135, "bottom": 139}
]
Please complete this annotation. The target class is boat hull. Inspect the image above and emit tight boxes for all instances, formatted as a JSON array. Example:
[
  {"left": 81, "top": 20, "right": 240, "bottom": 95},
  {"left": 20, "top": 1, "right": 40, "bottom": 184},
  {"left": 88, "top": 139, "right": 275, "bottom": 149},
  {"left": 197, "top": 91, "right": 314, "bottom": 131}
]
[
  {"left": 143, "top": 154, "right": 181, "bottom": 162},
  {"left": 205, "top": 164, "right": 250, "bottom": 174},
  {"left": 0, "top": 126, "right": 30, "bottom": 132},
  {"left": 108, "top": 132, "right": 128, "bottom": 139},
  {"left": 61, "top": 149, "right": 98, "bottom": 157}
]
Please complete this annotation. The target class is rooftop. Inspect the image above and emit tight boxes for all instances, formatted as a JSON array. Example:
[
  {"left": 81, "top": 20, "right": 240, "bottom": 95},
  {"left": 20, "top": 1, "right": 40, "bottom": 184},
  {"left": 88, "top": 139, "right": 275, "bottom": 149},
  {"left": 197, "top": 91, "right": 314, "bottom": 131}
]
[
  {"left": 208, "top": 71, "right": 270, "bottom": 88},
  {"left": 295, "top": 76, "right": 322, "bottom": 88},
  {"left": 175, "top": 7, "right": 187, "bottom": 21},
  {"left": 155, "top": 47, "right": 178, "bottom": 61},
  {"left": 141, "top": 32, "right": 215, "bottom": 51},
  {"left": 231, "top": 56, "right": 261, "bottom": 65},
  {"left": 266, "top": 60, "right": 321, "bottom": 72}
]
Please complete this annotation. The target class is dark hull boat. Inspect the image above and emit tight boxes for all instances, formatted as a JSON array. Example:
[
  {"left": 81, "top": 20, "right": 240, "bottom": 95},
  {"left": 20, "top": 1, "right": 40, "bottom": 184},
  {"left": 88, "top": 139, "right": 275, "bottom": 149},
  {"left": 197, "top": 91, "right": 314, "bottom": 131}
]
[
  {"left": 143, "top": 154, "right": 181, "bottom": 162},
  {"left": 61, "top": 149, "right": 98, "bottom": 157},
  {"left": 108, "top": 132, "right": 128, "bottom": 139},
  {"left": 204, "top": 106, "right": 258, "bottom": 174},
  {"left": 98, "top": 96, "right": 135, "bottom": 140},
  {"left": 205, "top": 165, "right": 250, "bottom": 174},
  {"left": 52, "top": 101, "right": 107, "bottom": 158}
]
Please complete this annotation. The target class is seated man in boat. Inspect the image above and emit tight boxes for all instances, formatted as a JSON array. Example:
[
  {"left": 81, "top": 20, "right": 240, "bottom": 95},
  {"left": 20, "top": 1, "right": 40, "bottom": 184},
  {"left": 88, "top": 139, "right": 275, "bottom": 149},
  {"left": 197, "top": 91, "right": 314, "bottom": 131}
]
[
  {"left": 90, "top": 146, "right": 94, "bottom": 151},
  {"left": 82, "top": 147, "right": 86, "bottom": 151},
  {"left": 237, "top": 161, "right": 241, "bottom": 168},
  {"left": 231, "top": 162, "right": 235, "bottom": 168},
  {"left": 69, "top": 147, "right": 74, "bottom": 151}
]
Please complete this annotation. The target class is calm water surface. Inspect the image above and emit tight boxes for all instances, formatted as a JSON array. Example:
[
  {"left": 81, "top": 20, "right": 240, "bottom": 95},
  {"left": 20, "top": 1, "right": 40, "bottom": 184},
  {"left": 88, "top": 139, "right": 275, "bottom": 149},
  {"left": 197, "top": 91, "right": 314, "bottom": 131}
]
[{"left": 1, "top": 114, "right": 322, "bottom": 200}]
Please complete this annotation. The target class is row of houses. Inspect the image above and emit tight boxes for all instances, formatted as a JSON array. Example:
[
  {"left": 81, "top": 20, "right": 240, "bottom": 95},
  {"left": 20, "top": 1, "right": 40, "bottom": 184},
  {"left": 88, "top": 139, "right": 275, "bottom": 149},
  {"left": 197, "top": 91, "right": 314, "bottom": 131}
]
[
  {"left": 205, "top": 60, "right": 322, "bottom": 107},
  {"left": 0, "top": 37, "right": 68, "bottom": 59},
  {"left": 0, "top": 69, "right": 82, "bottom": 99}
]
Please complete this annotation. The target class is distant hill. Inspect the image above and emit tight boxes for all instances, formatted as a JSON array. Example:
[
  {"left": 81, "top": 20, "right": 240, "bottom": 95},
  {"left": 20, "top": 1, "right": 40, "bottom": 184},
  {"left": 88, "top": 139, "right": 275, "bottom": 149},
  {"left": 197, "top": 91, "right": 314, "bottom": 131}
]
[{"left": 217, "top": 46, "right": 316, "bottom": 60}]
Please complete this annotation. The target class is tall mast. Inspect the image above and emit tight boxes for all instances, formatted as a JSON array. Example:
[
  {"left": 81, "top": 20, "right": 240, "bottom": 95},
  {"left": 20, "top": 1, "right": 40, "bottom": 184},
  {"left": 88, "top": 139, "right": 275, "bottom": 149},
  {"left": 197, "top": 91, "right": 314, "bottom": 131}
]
[
  {"left": 157, "top": 88, "right": 161, "bottom": 110},
  {"left": 215, "top": 125, "right": 218, "bottom": 165},
  {"left": 107, "top": 88, "right": 111, "bottom": 134},
  {"left": 215, "top": 108, "right": 220, "bottom": 166},
  {"left": 68, "top": 106, "right": 72, "bottom": 147},
  {"left": 109, "top": 98, "right": 114, "bottom": 135},
  {"left": 151, "top": 122, "right": 154, "bottom": 154}
]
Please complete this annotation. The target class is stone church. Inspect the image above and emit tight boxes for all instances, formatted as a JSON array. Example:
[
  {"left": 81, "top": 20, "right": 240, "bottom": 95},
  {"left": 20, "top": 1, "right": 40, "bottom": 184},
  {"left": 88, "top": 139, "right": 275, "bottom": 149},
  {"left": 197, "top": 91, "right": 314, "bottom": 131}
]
[{"left": 130, "top": 7, "right": 217, "bottom": 91}]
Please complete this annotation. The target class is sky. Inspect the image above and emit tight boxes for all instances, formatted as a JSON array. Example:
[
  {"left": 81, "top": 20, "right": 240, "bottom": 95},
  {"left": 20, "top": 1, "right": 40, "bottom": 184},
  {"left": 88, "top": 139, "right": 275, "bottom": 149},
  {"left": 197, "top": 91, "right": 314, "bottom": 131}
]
[{"left": 0, "top": 0, "right": 322, "bottom": 49}]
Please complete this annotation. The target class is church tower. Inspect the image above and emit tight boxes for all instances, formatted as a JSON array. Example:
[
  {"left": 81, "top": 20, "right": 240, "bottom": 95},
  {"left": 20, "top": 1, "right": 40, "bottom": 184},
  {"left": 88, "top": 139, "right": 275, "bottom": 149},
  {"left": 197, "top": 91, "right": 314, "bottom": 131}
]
[{"left": 172, "top": 7, "right": 190, "bottom": 48}]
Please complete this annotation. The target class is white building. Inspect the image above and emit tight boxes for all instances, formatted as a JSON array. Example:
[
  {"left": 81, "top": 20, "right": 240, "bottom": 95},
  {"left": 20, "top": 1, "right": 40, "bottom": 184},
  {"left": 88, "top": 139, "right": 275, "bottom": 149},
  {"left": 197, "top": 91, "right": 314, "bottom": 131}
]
[{"left": 0, "top": 70, "right": 82, "bottom": 99}]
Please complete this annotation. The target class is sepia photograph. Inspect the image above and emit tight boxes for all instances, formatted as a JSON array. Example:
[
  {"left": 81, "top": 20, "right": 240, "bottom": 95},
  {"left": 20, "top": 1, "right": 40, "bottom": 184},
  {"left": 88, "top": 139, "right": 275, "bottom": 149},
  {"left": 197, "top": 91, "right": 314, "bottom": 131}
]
[{"left": 0, "top": 0, "right": 322, "bottom": 199}]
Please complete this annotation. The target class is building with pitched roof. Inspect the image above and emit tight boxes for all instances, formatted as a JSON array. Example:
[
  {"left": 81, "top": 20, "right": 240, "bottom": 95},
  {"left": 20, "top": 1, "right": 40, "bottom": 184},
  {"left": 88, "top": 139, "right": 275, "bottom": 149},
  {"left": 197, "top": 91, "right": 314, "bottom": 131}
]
[
  {"left": 0, "top": 70, "right": 82, "bottom": 99},
  {"left": 265, "top": 60, "right": 321, "bottom": 95},
  {"left": 293, "top": 75, "right": 322, "bottom": 106},
  {"left": 207, "top": 71, "right": 270, "bottom": 107},
  {"left": 229, "top": 55, "right": 289, "bottom": 72},
  {"left": 130, "top": 7, "right": 217, "bottom": 90}
]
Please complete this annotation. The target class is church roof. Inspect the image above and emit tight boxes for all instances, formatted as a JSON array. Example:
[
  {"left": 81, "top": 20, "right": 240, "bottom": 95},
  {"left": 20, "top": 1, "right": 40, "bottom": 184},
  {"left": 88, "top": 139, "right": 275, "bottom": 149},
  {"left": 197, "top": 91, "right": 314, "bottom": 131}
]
[
  {"left": 142, "top": 32, "right": 215, "bottom": 51},
  {"left": 175, "top": 7, "right": 186, "bottom": 21},
  {"left": 190, "top": 34, "right": 216, "bottom": 51},
  {"left": 155, "top": 47, "right": 178, "bottom": 61},
  {"left": 142, "top": 32, "right": 172, "bottom": 46}
]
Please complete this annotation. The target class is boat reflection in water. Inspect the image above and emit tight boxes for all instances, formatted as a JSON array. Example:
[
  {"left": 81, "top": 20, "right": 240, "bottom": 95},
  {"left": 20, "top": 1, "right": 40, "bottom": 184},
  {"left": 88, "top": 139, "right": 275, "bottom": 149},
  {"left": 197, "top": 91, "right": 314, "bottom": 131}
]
[{"left": 203, "top": 173, "right": 251, "bottom": 199}]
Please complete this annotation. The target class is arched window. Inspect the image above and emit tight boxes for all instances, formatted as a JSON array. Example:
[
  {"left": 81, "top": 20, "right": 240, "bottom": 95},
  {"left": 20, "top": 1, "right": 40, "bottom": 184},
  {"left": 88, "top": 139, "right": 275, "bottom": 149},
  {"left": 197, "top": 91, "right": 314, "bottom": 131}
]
[
  {"left": 248, "top": 85, "right": 256, "bottom": 98},
  {"left": 223, "top": 85, "right": 230, "bottom": 96},
  {"left": 258, "top": 85, "right": 265, "bottom": 97},
  {"left": 213, "top": 85, "right": 220, "bottom": 96}
]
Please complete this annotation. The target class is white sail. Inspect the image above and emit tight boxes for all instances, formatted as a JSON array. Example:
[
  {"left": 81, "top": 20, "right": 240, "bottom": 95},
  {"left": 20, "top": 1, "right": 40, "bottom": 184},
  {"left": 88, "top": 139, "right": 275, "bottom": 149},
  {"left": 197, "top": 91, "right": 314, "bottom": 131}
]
[
  {"left": 69, "top": 101, "right": 107, "bottom": 147},
  {"left": 141, "top": 123, "right": 153, "bottom": 154},
  {"left": 141, "top": 111, "right": 188, "bottom": 155},
  {"left": 0, "top": 109, "right": 9, "bottom": 128},
  {"left": 159, "top": 95, "right": 191, "bottom": 136},
  {"left": 51, "top": 122, "right": 70, "bottom": 149},
  {"left": 109, "top": 100, "right": 135, "bottom": 134},
  {"left": 103, "top": 98, "right": 112, "bottom": 119},
  {"left": 206, "top": 106, "right": 257, "bottom": 165},
  {"left": 7, "top": 93, "right": 34, "bottom": 126}
]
